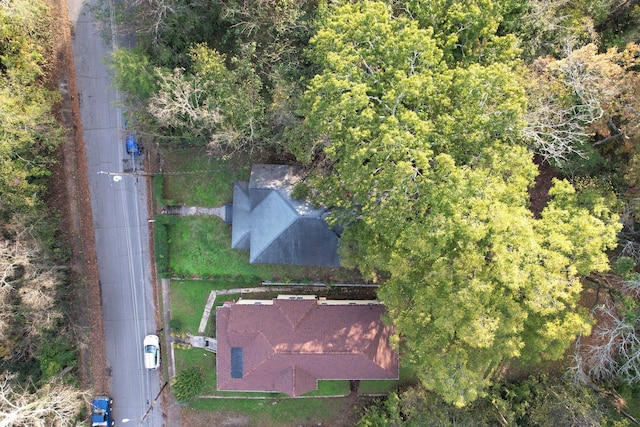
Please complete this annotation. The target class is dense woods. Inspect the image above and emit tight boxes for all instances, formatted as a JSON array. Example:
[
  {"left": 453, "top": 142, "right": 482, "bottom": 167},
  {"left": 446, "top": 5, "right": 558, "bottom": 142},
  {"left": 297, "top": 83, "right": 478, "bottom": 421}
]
[
  {"left": 106, "top": 0, "right": 640, "bottom": 417},
  {"left": 0, "top": 0, "right": 85, "bottom": 424}
]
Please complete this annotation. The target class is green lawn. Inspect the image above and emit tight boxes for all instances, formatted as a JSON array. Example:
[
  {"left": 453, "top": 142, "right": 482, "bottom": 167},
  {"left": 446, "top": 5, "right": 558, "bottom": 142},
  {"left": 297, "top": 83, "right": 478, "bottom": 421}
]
[
  {"left": 170, "top": 280, "right": 218, "bottom": 334},
  {"left": 167, "top": 216, "right": 308, "bottom": 280},
  {"left": 166, "top": 215, "right": 358, "bottom": 283},
  {"left": 186, "top": 396, "right": 354, "bottom": 426},
  {"left": 304, "top": 380, "right": 350, "bottom": 396},
  {"left": 359, "top": 365, "right": 418, "bottom": 394},
  {"left": 170, "top": 280, "right": 240, "bottom": 335},
  {"left": 167, "top": 217, "right": 258, "bottom": 277},
  {"left": 174, "top": 348, "right": 217, "bottom": 395},
  {"left": 161, "top": 148, "right": 251, "bottom": 207}
]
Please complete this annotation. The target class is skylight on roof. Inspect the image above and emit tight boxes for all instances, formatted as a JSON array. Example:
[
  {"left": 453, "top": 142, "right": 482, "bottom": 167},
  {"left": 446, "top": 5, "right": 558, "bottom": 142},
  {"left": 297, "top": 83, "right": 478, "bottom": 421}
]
[{"left": 231, "top": 347, "right": 243, "bottom": 379}]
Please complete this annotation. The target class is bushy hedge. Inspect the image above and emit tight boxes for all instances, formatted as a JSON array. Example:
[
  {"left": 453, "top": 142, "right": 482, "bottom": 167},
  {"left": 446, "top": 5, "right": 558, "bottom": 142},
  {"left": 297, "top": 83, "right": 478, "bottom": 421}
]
[
  {"left": 153, "top": 173, "right": 164, "bottom": 205},
  {"left": 154, "top": 214, "right": 178, "bottom": 278}
]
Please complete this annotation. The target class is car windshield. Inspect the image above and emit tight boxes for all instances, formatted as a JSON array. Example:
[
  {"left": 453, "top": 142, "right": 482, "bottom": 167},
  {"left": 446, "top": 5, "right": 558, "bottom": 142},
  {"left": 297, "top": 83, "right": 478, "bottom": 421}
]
[{"left": 145, "top": 345, "right": 155, "bottom": 353}]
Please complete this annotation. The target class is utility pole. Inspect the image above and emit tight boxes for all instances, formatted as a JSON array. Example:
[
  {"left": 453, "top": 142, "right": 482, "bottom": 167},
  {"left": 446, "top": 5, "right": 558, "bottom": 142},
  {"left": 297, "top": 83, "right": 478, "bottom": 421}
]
[
  {"left": 98, "top": 170, "right": 155, "bottom": 178},
  {"left": 139, "top": 381, "right": 168, "bottom": 426}
]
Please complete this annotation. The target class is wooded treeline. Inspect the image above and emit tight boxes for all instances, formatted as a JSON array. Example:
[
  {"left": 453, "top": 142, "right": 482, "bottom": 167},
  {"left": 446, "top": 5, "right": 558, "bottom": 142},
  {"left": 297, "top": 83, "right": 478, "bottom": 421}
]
[
  {"left": 0, "top": 0, "right": 86, "bottom": 424},
  {"left": 109, "top": 0, "right": 640, "bottom": 419}
]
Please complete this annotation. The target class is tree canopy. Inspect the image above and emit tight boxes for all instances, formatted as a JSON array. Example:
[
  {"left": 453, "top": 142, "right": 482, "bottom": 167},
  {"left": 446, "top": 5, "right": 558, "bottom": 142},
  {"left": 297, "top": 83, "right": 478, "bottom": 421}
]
[
  {"left": 299, "top": 0, "right": 621, "bottom": 406},
  {"left": 0, "top": 0, "right": 83, "bottom": 423},
  {"left": 0, "top": 0, "right": 63, "bottom": 219},
  {"left": 147, "top": 44, "right": 265, "bottom": 150},
  {"left": 357, "top": 375, "right": 625, "bottom": 426},
  {"left": 397, "top": 0, "right": 522, "bottom": 66},
  {"left": 522, "top": 43, "right": 640, "bottom": 170}
]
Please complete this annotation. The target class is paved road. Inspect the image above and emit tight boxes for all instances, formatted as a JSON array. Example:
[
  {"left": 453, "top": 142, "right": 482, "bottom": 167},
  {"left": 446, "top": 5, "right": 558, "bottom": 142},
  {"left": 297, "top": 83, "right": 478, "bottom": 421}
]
[{"left": 66, "top": 1, "right": 163, "bottom": 425}]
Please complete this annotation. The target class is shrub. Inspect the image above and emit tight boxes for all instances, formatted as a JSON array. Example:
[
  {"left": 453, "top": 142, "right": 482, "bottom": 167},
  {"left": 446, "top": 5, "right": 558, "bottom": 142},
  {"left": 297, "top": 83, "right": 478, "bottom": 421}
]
[
  {"left": 36, "top": 335, "right": 77, "bottom": 384},
  {"left": 172, "top": 367, "right": 204, "bottom": 402}
]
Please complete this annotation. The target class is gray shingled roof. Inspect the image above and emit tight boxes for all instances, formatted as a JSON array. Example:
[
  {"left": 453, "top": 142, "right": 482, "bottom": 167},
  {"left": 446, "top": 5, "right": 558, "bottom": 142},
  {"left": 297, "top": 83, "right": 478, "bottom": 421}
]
[
  {"left": 230, "top": 181, "right": 250, "bottom": 250},
  {"left": 230, "top": 164, "right": 340, "bottom": 266}
]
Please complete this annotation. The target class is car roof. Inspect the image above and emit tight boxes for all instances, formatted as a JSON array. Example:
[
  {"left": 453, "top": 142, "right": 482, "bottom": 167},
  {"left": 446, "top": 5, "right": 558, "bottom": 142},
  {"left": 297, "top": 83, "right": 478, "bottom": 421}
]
[
  {"left": 92, "top": 396, "right": 110, "bottom": 409},
  {"left": 144, "top": 334, "right": 159, "bottom": 345}
]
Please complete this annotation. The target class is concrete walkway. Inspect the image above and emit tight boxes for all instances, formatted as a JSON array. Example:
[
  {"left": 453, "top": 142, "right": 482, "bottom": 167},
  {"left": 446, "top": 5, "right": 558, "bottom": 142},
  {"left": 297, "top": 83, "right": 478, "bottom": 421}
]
[
  {"left": 162, "top": 205, "right": 226, "bottom": 220},
  {"left": 198, "top": 290, "right": 219, "bottom": 334}
]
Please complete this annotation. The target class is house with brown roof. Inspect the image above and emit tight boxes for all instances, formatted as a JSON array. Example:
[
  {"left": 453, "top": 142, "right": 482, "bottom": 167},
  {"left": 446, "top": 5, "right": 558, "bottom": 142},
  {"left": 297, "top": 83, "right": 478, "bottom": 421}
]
[
  {"left": 230, "top": 164, "right": 340, "bottom": 266},
  {"left": 216, "top": 295, "right": 399, "bottom": 396}
]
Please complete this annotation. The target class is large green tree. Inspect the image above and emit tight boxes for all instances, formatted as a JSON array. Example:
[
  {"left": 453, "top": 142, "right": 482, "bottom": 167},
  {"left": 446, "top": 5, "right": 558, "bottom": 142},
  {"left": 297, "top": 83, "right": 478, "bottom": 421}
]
[
  {"left": 110, "top": 46, "right": 270, "bottom": 152},
  {"left": 299, "top": 1, "right": 620, "bottom": 406}
]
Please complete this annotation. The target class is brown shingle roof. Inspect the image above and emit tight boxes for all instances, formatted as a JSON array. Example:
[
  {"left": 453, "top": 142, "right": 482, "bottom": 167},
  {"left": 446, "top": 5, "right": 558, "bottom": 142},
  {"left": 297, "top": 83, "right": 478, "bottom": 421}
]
[{"left": 216, "top": 298, "right": 399, "bottom": 396}]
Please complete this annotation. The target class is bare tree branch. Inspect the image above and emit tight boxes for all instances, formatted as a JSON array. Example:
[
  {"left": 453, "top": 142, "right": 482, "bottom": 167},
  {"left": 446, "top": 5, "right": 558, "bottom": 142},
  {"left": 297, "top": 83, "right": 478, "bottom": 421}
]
[
  {"left": 0, "top": 217, "right": 63, "bottom": 361},
  {"left": 0, "top": 373, "right": 88, "bottom": 427},
  {"left": 148, "top": 68, "right": 223, "bottom": 138},
  {"left": 577, "top": 298, "right": 640, "bottom": 385}
]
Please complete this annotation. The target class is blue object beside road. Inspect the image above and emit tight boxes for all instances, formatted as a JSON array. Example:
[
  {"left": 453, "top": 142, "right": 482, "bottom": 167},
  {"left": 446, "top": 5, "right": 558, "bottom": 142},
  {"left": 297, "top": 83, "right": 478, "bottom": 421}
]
[
  {"left": 91, "top": 396, "right": 113, "bottom": 426},
  {"left": 126, "top": 132, "right": 142, "bottom": 156},
  {"left": 124, "top": 120, "right": 142, "bottom": 156}
]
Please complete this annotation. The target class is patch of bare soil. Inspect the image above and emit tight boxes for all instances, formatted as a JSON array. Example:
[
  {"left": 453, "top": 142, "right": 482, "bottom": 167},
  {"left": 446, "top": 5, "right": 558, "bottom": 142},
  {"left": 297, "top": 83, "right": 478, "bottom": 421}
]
[
  {"left": 182, "top": 409, "right": 250, "bottom": 427},
  {"left": 529, "top": 155, "right": 563, "bottom": 218},
  {"left": 579, "top": 273, "right": 622, "bottom": 353},
  {"left": 335, "top": 394, "right": 367, "bottom": 427},
  {"left": 46, "top": 0, "right": 109, "bottom": 393}
]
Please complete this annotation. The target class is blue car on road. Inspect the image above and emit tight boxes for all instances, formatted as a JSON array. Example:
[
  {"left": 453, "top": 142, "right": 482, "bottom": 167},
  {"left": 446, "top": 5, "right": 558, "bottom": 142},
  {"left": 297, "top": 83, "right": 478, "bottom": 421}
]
[
  {"left": 124, "top": 121, "right": 142, "bottom": 156},
  {"left": 91, "top": 396, "right": 113, "bottom": 426}
]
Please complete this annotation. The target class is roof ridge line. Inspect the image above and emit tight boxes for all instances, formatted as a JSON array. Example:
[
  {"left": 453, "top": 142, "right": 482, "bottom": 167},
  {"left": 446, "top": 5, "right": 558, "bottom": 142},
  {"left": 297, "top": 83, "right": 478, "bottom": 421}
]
[
  {"left": 249, "top": 190, "right": 299, "bottom": 263},
  {"left": 241, "top": 331, "right": 277, "bottom": 379},
  {"left": 276, "top": 299, "right": 316, "bottom": 331}
]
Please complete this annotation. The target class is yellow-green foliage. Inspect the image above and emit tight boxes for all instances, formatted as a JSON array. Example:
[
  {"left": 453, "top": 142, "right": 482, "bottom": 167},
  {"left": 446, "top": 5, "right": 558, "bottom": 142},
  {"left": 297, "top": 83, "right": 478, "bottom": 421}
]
[
  {"left": 0, "top": 0, "right": 63, "bottom": 216},
  {"left": 301, "top": 1, "right": 621, "bottom": 407}
]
